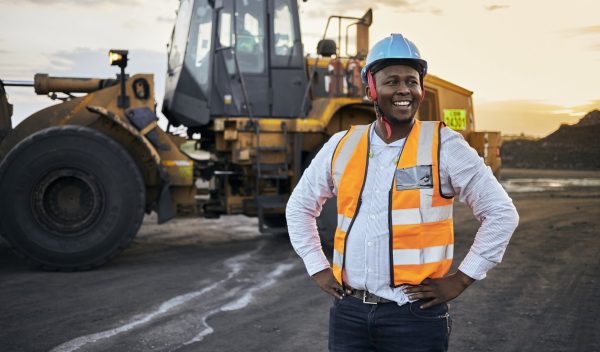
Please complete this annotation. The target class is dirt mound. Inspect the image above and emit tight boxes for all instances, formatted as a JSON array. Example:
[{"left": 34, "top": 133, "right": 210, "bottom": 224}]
[
  {"left": 502, "top": 110, "right": 600, "bottom": 170},
  {"left": 576, "top": 109, "right": 600, "bottom": 126}
]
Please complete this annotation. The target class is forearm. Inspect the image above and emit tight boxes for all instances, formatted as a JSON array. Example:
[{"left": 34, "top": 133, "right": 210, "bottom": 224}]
[
  {"left": 441, "top": 129, "right": 519, "bottom": 280},
  {"left": 286, "top": 190, "right": 330, "bottom": 276},
  {"left": 455, "top": 269, "right": 476, "bottom": 286},
  {"left": 458, "top": 176, "right": 519, "bottom": 280}
]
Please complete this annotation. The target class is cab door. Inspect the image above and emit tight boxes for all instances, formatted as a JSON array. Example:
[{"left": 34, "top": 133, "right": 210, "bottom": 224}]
[
  {"left": 212, "top": 0, "right": 270, "bottom": 117},
  {"left": 269, "top": 0, "right": 307, "bottom": 117}
]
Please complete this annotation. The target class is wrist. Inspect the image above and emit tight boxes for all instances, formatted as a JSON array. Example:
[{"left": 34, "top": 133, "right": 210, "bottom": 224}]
[
  {"left": 312, "top": 267, "right": 332, "bottom": 278},
  {"left": 455, "top": 270, "right": 475, "bottom": 288}
]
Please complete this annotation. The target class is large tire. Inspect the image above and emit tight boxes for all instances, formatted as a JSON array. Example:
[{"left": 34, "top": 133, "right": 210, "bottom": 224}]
[{"left": 0, "top": 125, "right": 145, "bottom": 270}]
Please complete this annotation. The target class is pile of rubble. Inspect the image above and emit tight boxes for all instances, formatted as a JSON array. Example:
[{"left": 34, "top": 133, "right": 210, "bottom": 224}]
[{"left": 501, "top": 110, "right": 600, "bottom": 170}]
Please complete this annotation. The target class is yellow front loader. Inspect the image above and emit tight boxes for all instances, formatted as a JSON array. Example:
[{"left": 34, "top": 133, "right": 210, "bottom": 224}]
[{"left": 0, "top": 1, "right": 500, "bottom": 270}]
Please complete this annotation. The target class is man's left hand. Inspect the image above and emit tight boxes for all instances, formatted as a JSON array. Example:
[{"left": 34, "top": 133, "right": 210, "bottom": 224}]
[{"left": 403, "top": 270, "right": 475, "bottom": 309}]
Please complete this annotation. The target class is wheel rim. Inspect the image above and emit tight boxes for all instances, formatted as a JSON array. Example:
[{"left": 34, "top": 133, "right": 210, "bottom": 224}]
[{"left": 32, "top": 169, "right": 104, "bottom": 236}]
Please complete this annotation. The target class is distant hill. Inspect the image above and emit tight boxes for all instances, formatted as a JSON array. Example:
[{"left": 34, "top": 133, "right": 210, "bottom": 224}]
[{"left": 501, "top": 109, "right": 600, "bottom": 170}]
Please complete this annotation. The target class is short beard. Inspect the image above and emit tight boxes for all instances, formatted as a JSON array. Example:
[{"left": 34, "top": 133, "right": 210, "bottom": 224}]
[{"left": 374, "top": 103, "right": 415, "bottom": 125}]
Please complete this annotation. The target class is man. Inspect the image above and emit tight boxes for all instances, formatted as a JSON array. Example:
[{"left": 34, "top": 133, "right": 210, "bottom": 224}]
[{"left": 286, "top": 33, "right": 519, "bottom": 351}]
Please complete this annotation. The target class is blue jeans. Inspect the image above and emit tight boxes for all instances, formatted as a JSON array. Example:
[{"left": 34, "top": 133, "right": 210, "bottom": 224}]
[{"left": 329, "top": 296, "right": 451, "bottom": 352}]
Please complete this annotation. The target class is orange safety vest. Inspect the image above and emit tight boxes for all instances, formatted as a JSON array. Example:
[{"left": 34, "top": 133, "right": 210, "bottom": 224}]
[{"left": 330, "top": 120, "right": 454, "bottom": 287}]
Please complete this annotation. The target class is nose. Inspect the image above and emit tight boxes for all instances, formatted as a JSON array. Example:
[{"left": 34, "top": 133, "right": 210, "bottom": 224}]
[{"left": 395, "top": 82, "right": 410, "bottom": 95}]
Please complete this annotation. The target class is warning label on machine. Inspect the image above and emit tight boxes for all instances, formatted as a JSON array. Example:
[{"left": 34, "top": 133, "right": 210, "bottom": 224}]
[{"left": 443, "top": 109, "right": 467, "bottom": 131}]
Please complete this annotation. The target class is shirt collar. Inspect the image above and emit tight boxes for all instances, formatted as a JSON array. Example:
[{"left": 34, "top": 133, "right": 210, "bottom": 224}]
[{"left": 370, "top": 123, "right": 405, "bottom": 147}]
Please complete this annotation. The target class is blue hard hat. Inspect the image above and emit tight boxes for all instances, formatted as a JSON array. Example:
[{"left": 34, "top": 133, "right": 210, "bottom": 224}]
[{"left": 360, "top": 33, "right": 428, "bottom": 84}]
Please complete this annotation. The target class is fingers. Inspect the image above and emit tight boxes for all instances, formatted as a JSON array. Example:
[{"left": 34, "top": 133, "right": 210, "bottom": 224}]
[
  {"left": 404, "top": 280, "right": 438, "bottom": 303},
  {"left": 327, "top": 282, "right": 343, "bottom": 299},
  {"left": 419, "top": 298, "right": 442, "bottom": 309},
  {"left": 317, "top": 281, "right": 341, "bottom": 299},
  {"left": 316, "top": 277, "right": 343, "bottom": 299},
  {"left": 403, "top": 285, "right": 433, "bottom": 294},
  {"left": 406, "top": 291, "right": 436, "bottom": 302},
  {"left": 312, "top": 268, "right": 343, "bottom": 299}
]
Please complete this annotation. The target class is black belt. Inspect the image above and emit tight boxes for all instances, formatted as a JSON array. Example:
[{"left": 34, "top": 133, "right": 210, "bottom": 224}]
[{"left": 344, "top": 287, "right": 395, "bottom": 304}]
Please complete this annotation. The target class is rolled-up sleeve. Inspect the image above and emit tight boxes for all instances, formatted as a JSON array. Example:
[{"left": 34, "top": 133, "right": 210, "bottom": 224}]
[
  {"left": 440, "top": 129, "right": 519, "bottom": 280},
  {"left": 286, "top": 132, "right": 345, "bottom": 276}
]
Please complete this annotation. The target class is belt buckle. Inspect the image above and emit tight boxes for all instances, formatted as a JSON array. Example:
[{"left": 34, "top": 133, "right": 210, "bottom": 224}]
[{"left": 362, "top": 291, "right": 378, "bottom": 305}]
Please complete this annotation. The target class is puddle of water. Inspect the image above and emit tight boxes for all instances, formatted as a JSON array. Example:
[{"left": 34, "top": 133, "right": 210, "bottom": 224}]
[{"left": 501, "top": 178, "right": 600, "bottom": 193}]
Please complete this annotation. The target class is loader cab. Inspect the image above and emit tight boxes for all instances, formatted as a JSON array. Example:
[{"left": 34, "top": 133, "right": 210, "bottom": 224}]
[{"left": 162, "top": 0, "right": 307, "bottom": 129}]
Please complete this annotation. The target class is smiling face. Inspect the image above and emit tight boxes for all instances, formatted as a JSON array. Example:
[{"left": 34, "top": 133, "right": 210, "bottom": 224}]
[{"left": 369, "top": 64, "right": 422, "bottom": 124}]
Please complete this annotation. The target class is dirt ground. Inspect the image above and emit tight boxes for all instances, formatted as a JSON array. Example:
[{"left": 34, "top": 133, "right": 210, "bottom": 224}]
[
  {"left": 1, "top": 168, "right": 599, "bottom": 351},
  {"left": 449, "top": 168, "right": 600, "bottom": 351}
]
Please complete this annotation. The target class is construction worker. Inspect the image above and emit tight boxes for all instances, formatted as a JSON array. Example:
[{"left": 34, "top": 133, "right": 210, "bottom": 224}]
[{"left": 286, "top": 33, "right": 519, "bottom": 351}]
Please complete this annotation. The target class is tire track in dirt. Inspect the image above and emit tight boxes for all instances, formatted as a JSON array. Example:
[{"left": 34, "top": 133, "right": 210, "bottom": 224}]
[{"left": 50, "top": 242, "right": 297, "bottom": 352}]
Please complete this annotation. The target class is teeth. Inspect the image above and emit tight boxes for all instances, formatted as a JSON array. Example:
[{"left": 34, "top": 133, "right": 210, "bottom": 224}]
[{"left": 393, "top": 101, "right": 410, "bottom": 106}]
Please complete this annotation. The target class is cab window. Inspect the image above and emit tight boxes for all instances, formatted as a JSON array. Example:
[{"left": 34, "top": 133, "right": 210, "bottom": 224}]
[
  {"left": 186, "top": 0, "right": 213, "bottom": 93},
  {"left": 271, "top": 0, "right": 301, "bottom": 67},
  {"left": 168, "top": 0, "right": 193, "bottom": 70},
  {"left": 235, "top": 0, "right": 265, "bottom": 74}
]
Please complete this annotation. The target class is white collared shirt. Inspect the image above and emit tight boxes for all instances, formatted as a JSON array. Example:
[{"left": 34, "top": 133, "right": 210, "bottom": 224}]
[{"left": 286, "top": 123, "right": 519, "bottom": 305}]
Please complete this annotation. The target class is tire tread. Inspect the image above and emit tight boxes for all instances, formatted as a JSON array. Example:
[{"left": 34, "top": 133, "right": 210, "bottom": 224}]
[{"left": 0, "top": 125, "right": 145, "bottom": 271}]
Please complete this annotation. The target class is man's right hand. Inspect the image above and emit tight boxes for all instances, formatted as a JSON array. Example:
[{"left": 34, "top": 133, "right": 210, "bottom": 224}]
[{"left": 312, "top": 268, "right": 343, "bottom": 299}]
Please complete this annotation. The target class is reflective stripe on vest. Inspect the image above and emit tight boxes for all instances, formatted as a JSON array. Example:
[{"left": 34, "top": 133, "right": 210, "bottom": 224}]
[
  {"left": 330, "top": 124, "right": 371, "bottom": 284},
  {"left": 331, "top": 120, "right": 454, "bottom": 287}
]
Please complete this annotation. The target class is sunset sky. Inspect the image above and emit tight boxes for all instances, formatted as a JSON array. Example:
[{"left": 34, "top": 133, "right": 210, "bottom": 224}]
[{"left": 1, "top": 0, "right": 598, "bottom": 137}]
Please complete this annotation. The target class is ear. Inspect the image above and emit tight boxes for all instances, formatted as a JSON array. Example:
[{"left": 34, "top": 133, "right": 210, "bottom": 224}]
[
  {"left": 366, "top": 85, "right": 374, "bottom": 102},
  {"left": 366, "top": 70, "right": 378, "bottom": 101}
]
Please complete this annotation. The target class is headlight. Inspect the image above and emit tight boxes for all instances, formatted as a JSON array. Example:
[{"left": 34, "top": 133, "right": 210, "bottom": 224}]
[{"left": 109, "top": 49, "right": 129, "bottom": 68}]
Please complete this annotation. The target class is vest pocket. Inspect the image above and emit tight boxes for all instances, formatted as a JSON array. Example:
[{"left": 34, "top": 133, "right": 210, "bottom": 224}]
[{"left": 395, "top": 165, "right": 433, "bottom": 191}]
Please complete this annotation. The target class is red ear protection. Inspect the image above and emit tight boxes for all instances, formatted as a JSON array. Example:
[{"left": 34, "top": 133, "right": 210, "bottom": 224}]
[
  {"left": 367, "top": 70, "right": 392, "bottom": 139},
  {"left": 367, "top": 70, "right": 377, "bottom": 101}
]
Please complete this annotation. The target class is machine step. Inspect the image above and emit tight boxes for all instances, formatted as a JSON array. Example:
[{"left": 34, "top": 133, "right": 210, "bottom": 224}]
[
  {"left": 255, "top": 195, "right": 288, "bottom": 209},
  {"left": 256, "top": 146, "right": 286, "bottom": 152},
  {"left": 253, "top": 163, "right": 286, "bottom": 171}
]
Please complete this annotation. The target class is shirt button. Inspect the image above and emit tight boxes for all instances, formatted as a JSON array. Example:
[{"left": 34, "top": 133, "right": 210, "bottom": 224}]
[
  {"left": 367, "top": 241, "right": 373, "bottom": 247},
  {"left": 370, "top": 214, "right": 375, "bottom": 220},
  {"left": 368, "top": 268, "right": 373, "bottom": 273}
]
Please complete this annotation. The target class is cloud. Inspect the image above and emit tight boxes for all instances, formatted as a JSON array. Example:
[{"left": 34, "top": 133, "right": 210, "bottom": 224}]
[
  {"left": 5, "top": 47, "right": 167, "bottom": 126},
  {"left": 563, "top": 26, "right": 600, "bottom": 42},
  {"left": 476, "top": 99, "right": 598, "bottom": 137},
  {"left": 0, "top": 62, "right": 47, "bottom": 78},
  {"left": 569, "top": 100, "right": 600, "bottom": 115},
  {"left": 565, "top": 25, "right": 600, "bottom": 36},
  {"left": 485, "top": 4, "right": 510, "bottom": 11},
  {"left": 43, "top": 47, "right": 165, "bottom": 76},
  {"left": 370, "top": 0, "right": 441, "bottom": 14},
  {"left": 302, "top": 0, "right": 441, "bottom": 16},
  {"left": 157, "top": 15, "right": 175, "bottom": 24},
  {"left": 0, "top": 0, "right": 140, "bottom": 5},
  {"left": 563, "top": 26, "right": 600, "bottom": 52}
]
